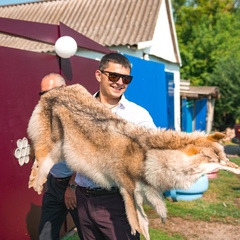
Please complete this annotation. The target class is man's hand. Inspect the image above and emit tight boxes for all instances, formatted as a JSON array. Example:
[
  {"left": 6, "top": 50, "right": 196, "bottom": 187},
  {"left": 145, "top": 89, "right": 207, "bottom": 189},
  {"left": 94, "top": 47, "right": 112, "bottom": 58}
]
[
  {"left": 64, "top": 185, "right": 77, "bottom": 210},
  {"left": 65, "top": 173, "right": 77, "bottom": 210}
]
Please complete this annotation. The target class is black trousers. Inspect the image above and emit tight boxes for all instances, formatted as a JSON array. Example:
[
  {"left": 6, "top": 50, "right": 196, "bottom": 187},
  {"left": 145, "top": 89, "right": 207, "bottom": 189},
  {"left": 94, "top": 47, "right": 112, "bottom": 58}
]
[
  {"left": 76, "top": 186, "right": 140, "bottom": 240},
  {"left": 39, "top": 174, "right": 82, "bottom": 240}
]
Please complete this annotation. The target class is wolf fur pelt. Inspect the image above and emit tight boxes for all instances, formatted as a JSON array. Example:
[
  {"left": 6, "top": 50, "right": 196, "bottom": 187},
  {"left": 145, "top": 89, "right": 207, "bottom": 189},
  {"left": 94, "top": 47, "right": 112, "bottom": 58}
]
[{"left": 27, "top": 84, "right": 240, "bottom": 240}]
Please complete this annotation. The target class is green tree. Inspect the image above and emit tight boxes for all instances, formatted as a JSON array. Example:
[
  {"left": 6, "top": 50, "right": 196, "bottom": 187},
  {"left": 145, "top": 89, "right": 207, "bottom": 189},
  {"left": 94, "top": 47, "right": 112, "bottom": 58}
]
[
  {"left": 172, "top": 0, "right": 240, "bottom": 129},
  {"left": 208, "top": 50, "right": 240, "bottom": 130}
]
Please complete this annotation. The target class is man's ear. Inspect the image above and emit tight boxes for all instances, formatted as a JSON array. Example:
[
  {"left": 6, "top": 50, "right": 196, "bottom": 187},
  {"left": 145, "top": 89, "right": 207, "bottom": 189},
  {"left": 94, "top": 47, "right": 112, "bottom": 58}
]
[
  {"left": 207, "top": 132, "right": 225, "bottom": 142},
  {"left": 95, "top": 70, "right": 102, "bottom": 83}
]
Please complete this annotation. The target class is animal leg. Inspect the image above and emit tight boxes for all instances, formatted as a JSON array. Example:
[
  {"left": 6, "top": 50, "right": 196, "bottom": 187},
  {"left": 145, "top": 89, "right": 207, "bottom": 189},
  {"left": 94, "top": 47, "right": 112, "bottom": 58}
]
[
  {"left": 142, "top": 185, "right": 167, "bottom": 223},
  {"left": 119, "top": 187, "right": 141, "bottom": 236},
  {"left": 28, "top": 159, "right": 40, "bottom": 191},
  {"left": 134, "top": 183, "right": 150, "bottom": 240}
]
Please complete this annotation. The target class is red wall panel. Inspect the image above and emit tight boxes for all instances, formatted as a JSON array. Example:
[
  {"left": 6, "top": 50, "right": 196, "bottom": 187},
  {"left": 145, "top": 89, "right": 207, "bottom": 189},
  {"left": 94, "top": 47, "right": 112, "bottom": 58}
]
[{"left": 0, "top": 46, "right": 99, "bottom": 239}]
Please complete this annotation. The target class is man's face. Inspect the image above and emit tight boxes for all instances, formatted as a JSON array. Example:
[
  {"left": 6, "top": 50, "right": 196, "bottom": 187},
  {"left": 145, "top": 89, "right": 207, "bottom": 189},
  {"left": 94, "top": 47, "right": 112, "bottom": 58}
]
[{"left": 96, "top": 62, "right": 131, "bottom": 100}]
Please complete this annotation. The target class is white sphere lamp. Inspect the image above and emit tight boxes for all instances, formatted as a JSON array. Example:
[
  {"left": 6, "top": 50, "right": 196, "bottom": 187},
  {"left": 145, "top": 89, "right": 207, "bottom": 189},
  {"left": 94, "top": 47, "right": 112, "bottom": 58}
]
[{"left": 54, "top": 36, "right": 78, "bottom": 58}]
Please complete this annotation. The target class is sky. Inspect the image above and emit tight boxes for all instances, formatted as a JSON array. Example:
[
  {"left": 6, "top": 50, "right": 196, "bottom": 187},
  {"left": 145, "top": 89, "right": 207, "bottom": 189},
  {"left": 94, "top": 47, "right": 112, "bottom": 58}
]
[{"left": 0, "top": 0, "right": 39, "bottom": 6}]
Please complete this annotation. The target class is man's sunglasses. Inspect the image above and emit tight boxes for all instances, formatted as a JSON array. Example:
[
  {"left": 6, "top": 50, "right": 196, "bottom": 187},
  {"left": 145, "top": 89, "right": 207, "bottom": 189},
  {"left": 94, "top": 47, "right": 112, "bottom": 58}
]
[
  {"left": 39, "top": 90, "right": 48, "bottom": 96},
  {"left": 100, "top": 70, "right": 133, "bottom": 84},
  {"left": 39, "top": 85, "right": 65, "bottom": 96}
]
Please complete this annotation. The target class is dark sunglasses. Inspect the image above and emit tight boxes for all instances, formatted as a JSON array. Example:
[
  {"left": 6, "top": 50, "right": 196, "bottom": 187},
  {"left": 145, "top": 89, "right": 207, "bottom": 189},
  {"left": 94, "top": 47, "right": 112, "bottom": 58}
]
[
  {"left": 100, "top": 70, "right": 133, "bottom": 84},
  {"left": 39, "top": 85, "right": 65, "bottom": 96},
  {"left": 39, "top": 90, "right": 48, "bottom": 96}
]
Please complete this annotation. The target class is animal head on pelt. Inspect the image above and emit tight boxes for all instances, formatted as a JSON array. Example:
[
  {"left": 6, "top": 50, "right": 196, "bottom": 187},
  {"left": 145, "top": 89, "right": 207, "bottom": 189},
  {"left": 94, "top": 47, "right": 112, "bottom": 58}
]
[{"left": 27, "top": 84, "right": 240, "bottom": 240}]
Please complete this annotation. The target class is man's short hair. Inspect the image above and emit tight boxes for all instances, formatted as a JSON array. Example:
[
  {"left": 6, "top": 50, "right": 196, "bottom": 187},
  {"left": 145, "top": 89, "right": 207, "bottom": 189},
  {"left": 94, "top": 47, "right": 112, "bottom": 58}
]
[{"left": 99, "top": 53, "right": 131, "bottom": 71}]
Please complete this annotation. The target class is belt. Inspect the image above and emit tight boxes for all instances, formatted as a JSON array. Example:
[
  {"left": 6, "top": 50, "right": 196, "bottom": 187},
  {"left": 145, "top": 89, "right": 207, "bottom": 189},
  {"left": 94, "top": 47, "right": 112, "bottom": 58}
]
[
  {"left": 79, "top": 186, "right": 119, "bottom": 196},
  {"left": 53, "top": 176, "right": 71, "bottom": 182}
]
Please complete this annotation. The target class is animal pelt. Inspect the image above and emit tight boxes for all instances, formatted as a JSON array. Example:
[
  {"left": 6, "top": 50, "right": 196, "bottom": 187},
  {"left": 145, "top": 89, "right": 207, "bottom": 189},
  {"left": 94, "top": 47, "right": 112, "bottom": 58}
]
[{"left": 27, "top": 84, "right": 240, "bottom": 240}]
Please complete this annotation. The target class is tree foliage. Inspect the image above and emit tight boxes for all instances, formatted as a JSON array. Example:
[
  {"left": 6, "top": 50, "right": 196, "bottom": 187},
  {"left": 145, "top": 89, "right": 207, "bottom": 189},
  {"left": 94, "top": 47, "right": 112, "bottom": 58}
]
[
  {"left": 172, "top": 0, "right": 240, "bottom": 130},
  {"left": 209, "top": 51, "right": 240, "bottom": 130}
]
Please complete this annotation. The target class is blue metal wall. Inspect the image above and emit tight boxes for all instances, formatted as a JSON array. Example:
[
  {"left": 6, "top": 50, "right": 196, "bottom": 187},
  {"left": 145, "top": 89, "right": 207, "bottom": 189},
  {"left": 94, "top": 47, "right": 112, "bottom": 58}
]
[
  {"left": 124, "top": 54, "right": 169, "bottom": 128},
  {"left": 181, "top": 98, "right": 207, "bottom": 132}
]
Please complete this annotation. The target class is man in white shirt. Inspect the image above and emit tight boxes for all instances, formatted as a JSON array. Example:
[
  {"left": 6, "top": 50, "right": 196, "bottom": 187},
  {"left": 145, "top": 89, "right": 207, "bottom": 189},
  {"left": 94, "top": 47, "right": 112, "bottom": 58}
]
[{"left": 75, "top": 53, "right": 156, "bottom": 239}]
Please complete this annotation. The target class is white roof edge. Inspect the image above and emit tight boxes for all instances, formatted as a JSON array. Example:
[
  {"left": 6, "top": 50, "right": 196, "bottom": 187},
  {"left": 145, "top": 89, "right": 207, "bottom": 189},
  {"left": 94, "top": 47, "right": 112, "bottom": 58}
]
[
  {"left": 167, "top": 0, "right": 182, "bottom": 66},
  {"left": 137, "top": 41, "right": 153, "bottom": 50}
]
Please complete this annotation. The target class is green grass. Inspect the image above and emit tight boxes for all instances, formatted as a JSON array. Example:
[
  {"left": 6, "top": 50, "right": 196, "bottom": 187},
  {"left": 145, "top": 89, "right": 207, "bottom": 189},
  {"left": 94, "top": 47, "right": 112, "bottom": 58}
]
[
  {"left": 140, "top": 228, "right": 185, "bottom": 240},
  {"left": 62, "top": 234, "right": 79, "bottom": 240},
  {"left": 62, "top": 157, "right": 240, "bottom": 240},
  {"left": 165, "top": 157, "right": 240, "bottom": 224}
]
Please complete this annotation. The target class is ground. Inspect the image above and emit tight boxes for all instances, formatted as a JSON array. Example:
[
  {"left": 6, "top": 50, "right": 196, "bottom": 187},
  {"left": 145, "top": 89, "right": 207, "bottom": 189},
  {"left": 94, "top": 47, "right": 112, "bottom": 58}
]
[{"left": 150, "top": 217, "right": 240, "bottom": 240}]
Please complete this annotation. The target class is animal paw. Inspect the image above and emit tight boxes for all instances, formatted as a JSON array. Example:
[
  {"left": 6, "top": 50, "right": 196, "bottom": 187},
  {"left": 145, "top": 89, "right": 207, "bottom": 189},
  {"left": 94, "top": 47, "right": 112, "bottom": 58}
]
[
  {"left": 161, "top": 217, "right": 166, "bottom": 224},
  {"left": 28, "top": 160, "right": 46, "bottom": 194}
]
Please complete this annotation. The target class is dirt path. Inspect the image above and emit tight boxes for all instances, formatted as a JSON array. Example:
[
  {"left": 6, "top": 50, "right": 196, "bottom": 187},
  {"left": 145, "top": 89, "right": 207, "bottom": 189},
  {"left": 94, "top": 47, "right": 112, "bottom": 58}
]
[{"left": 150, "top": 217, "right": 240, "bottom": 240}]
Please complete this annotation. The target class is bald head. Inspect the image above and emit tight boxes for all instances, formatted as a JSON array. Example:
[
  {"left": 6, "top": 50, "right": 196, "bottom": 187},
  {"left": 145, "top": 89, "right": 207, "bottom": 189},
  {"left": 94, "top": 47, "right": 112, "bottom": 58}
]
[{"left": 40, "top": 73, "right": 66, "bottom": 92}]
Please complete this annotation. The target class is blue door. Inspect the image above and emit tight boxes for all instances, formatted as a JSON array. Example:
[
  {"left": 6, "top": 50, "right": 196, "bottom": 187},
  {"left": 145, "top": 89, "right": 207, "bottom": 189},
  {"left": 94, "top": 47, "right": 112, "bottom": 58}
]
[
  {"left": 181, "top": 99, "right": 194, "bottom": 132},
  {"left": 165, "top": 72, "right": 175, "bottom": 129},
  {"left": 124, "top": 54, "right": 168, "bottom": 128},
  {"left": 195, "top": 98, "right": 207, "bottom": 131}
]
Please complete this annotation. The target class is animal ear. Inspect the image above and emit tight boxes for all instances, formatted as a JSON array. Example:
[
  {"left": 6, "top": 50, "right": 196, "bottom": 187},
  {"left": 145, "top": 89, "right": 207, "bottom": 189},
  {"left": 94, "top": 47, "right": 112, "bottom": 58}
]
[{"left": 207, "top": 132, "right": 225, "bottom": 142}]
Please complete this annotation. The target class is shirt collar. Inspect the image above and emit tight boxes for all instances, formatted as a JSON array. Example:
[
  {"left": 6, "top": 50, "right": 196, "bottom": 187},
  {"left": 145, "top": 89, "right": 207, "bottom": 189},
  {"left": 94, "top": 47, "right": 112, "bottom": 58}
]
[{"left": 94, "top": 91, "right": 126, "bottom": 109}]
